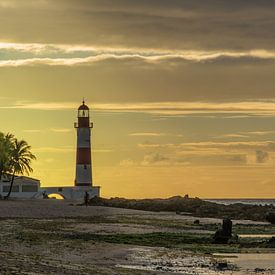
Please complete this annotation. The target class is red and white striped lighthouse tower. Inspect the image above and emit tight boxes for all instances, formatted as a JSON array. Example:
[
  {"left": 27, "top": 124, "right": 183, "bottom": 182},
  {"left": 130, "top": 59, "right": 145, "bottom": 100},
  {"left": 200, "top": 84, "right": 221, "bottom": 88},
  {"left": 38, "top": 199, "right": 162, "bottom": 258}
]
[{"left": 74, "top": 100, "right": 93, "bottom": 187}]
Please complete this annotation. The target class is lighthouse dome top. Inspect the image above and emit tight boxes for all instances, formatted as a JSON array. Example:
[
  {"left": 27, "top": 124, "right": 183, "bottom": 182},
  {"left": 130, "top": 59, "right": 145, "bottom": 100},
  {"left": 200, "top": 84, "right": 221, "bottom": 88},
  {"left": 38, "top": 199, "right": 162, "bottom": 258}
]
[{"left": 78, "top": 100, "right": 89, "bottom": 111}]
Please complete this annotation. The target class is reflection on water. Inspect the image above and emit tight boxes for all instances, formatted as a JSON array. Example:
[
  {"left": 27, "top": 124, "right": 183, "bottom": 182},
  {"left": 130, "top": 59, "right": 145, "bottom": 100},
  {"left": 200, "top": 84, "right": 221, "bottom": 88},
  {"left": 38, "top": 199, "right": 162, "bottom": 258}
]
[
  {"left": 205, "top": 199, "right": 275, "bottom": 206},
  {"left": 239, "top": 234, "right": 275, "bottom": 238},
  {"left": 118, "top": 247, "right": 275, "bottom": 274},
  {"left": 215, "top": 253, "right": 275, "bottom": 271},
  {"left": 117, "top": 247, "right": 237, "bottom": 274}
]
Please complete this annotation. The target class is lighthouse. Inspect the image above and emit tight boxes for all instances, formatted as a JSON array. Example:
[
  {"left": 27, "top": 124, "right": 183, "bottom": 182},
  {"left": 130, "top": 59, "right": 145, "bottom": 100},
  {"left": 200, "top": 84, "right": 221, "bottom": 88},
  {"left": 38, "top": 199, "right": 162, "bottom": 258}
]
[
  {"left": 74, "top": 100, "right": 93, "bottom": 187},
  {"left": 37, "top": 100, "right": 100, "bottom": 199}
]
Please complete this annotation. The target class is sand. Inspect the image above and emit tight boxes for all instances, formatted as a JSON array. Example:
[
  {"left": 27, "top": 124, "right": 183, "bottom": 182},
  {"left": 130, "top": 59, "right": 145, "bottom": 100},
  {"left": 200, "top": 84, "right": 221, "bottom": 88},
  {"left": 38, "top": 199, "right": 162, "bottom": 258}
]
[
  {"left": 0, "top": 199, "right": 274, "bottom": 274},
  {"left": 0, "top": 198, "right": 268, "bottom": 225}
]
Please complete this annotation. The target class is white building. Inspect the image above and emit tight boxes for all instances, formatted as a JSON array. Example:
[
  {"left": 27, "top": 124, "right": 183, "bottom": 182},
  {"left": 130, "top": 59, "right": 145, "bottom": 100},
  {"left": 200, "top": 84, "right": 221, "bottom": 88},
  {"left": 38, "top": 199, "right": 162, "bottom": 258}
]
[
  {"left": 0, "top": 174, "right": 40, "bottom": 198},
  {"left": 0, "top": 174, "right": 100, "bottom": 200}
]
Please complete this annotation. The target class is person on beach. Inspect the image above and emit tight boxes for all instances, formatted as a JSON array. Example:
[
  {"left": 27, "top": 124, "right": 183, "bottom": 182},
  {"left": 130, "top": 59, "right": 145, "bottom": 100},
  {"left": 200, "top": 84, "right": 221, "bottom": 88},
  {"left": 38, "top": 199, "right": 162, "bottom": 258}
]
[{"left": 84, "top": 191, "right": 89, "bottom": 207}]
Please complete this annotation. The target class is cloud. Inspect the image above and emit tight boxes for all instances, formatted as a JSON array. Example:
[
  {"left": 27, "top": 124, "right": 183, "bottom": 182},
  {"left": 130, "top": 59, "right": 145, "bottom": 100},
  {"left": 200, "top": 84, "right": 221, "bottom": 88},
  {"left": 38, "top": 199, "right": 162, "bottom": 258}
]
[
  {"left": 1, "top": 42, "right": 275, "bottom": 67},
  {"left": 76, "top": 101, "right": 275, "bottom": 116},
  {"left": 137, "top": 140, "right": 275, "bottom": 167},
  {"left": 5, "top": 100, "right": 275, "bottom": 117},
  {"left": 1, "top": 0, "right": 275, "bottom": 52},
  {"left": 138, "top": 150, "right": 248, "bottom": 167},
  {"left": 141, "top": 152, "right": 170, "bottom": 166},
  {"left": 138, "top": 141, "right": 275, "bottom": 151},
  {"left": 0, "top": 0, "right": 46, "bottom": 8},
  {"left": 50, "top": 128, "right": 71, "bottom": 133},
  {"left": 22, "top": 128, "right": 71, "bottom": 133},
  {"left": 216, "top": 134, "right": 249, "bottom": 139},
  {"left": 32, "top": 147, "right": 74, "bottom": 153},
  {"left": 23, "top": 129, "right": 43, "bottom": 133},
  {"left": 129, "top": 132, "right": 164, "bottom": 137},
  {"left": 216, "top": 131, "right": 275, "bottom": 139},
  {"left": 94, "top": 149, "right": 113, "bottom": 153},
  {"left": 3, "top": 102, "right": 76, "bottom": 110},
  {"left": 245, "top": 131, "right": 275, "bottom": 136},
  {"left": 1, "top": 50, "right": 275, "bottom": 104},
  {"left": 119, "top": 159, "right": 135, "bottom": 167},
  {"left": 256, "top": 150, "right": 269, "bottom": 163}
]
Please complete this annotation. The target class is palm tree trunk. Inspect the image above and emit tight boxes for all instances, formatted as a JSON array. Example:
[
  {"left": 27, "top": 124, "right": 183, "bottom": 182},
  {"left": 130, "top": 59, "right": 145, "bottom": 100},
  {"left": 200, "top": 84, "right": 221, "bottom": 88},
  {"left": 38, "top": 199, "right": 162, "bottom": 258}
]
[{"left": 5, "top": 171, "right": 15, "bottom": 199}]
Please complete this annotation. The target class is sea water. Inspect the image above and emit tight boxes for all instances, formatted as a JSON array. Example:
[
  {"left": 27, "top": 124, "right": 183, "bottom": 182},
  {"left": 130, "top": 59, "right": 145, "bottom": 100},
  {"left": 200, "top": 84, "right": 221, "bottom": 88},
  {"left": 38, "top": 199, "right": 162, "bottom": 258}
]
[{"left": 205, "top": 199, "right": 275, "bottom": 206}]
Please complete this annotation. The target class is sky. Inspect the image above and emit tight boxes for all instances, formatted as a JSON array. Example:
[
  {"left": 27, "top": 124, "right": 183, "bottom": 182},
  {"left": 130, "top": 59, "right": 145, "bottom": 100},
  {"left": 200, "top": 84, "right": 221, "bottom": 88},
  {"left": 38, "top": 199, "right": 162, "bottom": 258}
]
[{"left": 1, "top": 0, "right": 275, "bottom": 198}]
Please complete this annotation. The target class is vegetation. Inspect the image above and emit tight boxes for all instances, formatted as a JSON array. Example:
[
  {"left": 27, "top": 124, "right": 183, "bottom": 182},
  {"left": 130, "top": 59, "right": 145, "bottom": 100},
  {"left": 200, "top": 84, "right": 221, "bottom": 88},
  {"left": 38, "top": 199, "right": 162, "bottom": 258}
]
[
  {"left": 89, "top": 196, "right": 275, "bottom": 222},
  {"left": 0, "top": 132, "right": 14, "bottom": 180},
  {"left": 15, "top": 229, "right": 275, "bottom": 254},
  {"left": 0, "top": 132, "right": 36, "bottom": 198}
]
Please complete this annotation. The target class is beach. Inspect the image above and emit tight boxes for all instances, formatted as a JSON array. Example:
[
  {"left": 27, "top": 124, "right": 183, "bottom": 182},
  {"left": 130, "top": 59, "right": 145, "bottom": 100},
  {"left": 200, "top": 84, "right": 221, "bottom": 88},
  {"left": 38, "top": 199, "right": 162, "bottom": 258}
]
[{"left": 0, "top": 199, "right": 274, "bottom": 274}]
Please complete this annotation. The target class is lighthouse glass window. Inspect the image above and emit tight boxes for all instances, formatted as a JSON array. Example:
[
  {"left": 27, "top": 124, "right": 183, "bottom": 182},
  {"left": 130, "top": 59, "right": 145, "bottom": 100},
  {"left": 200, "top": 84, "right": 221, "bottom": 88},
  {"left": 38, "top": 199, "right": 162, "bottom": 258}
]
[{"left": 78, "top": 110, "right": 89, "bottom": 117}]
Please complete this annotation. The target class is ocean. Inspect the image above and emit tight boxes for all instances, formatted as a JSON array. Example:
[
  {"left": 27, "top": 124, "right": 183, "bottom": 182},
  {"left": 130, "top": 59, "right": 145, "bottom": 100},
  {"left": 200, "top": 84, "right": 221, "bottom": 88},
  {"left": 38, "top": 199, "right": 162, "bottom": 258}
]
[{"left": 204, "top": 199, "right": 275, "bottom": 206}]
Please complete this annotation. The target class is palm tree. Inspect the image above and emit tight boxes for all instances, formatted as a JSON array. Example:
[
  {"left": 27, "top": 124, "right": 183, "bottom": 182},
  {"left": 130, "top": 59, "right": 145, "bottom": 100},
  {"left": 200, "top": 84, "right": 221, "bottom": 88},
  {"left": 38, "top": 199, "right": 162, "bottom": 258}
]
[
  {"left": 0, "top": 132, "right": 14, "bottom": 181},
  {"left": 5, "top": 139, "right": 36, "bottom": 199}
]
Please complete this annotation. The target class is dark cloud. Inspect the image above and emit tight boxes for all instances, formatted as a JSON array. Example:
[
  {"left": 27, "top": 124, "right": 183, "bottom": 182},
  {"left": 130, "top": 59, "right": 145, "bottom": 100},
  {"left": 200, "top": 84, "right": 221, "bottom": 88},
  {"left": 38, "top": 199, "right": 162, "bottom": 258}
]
[
  {"left": 1, "top": 1, "right": 275, "bottom": 104},
  {"left": 2, "top": 57, "right": 275, "bottom": 103},
  {"left": 256, "top": 150, "right": 269, "bottom": 163},
  {"left": 142, "top": 152, "right": 169, "bottom": 165},
  {"left": 0, "top": 0, "right": 275, "bottom": 50}
]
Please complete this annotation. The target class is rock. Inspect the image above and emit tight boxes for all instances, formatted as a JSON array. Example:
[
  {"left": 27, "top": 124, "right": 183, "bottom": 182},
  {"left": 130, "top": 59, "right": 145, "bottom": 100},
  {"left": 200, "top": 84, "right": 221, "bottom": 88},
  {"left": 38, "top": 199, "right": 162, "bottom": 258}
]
[
  {"left": 194, "top": 219, "right": 200, "bottom": 225},
  {"left": 255, "top": 267, "right": 266, "bottom": 273},
  {"left": 267, "top": 237, "right": 275, "bottom": 248},
  {"left": 213, "top": 229, "right": 229, "bottom": 244},
  {"left": 216, "top": 262, "right": 228, "bottom": 269},
  {"left": 228, "top": 233, "right": 239, "bottom": 244},
  {"left": 222, "top": 218, "right": 232, "bottom": 236},
  {"left": 266, "top": 212, "right": 275, "bottom": 224},
  {"left": 213, "top": 218, "right": 233, "bottom": 244}
]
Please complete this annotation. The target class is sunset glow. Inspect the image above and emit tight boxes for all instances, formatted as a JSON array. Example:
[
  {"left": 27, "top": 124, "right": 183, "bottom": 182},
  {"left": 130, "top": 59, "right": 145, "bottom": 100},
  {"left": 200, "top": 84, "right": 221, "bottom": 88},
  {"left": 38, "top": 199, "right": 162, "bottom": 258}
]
[{"left": 1, "top": 0, "right": 275, "bottom": 198}]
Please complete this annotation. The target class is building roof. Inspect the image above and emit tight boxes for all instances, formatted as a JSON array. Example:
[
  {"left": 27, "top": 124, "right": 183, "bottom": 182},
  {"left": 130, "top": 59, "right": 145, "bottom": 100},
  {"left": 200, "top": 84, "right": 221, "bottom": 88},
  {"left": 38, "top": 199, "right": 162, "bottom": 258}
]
[{"left": 1, "top": 174, "right": 40, "bottom": 182}]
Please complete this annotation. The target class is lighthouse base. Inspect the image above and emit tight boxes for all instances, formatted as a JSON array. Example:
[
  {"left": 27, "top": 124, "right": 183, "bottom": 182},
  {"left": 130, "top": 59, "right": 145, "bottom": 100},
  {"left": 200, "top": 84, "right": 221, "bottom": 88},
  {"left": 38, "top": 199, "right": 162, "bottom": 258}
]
[{"left": 39, "top": 186, "right": 100, "bottom": 200}]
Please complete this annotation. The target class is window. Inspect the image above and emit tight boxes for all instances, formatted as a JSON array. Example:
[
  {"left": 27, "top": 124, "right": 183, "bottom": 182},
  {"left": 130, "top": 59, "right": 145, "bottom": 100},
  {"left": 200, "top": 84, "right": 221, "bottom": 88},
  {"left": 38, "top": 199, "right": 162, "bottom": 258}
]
[
  {"left": 3, "top": 185, "right": 19, "bottom": 192},
  {"left": 22, "top": 185, "right": 38, "bottom": 192},
  {"left": 78, "top": 110, "right": 89, "bottom": 117}
]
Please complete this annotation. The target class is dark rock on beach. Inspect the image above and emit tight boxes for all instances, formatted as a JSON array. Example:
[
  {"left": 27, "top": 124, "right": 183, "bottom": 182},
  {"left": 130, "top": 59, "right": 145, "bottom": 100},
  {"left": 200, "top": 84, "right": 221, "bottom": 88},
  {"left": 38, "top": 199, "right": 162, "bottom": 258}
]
[
  {"left": 89, "top": 196, "right": 275, "bottom": 222},
  {"left": 266, "top": 212, "right": 275, "bottom": 224},
  {"left": 213, "top": 218, "right": 235, "bottom": 244}
]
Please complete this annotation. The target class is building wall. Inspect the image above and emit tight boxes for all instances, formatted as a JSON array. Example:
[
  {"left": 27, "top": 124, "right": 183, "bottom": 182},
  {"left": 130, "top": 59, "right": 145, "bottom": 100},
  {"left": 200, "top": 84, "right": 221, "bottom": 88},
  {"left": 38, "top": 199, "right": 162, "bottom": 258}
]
[
  {"left": 41, "top": 186, "right": 100, "bottom": 200},
  {"left": 0, "top": 176, "right": 40, "bottom": 198},
  {"left": 0, "top": 175, "right": 100, "bottom": 199}
]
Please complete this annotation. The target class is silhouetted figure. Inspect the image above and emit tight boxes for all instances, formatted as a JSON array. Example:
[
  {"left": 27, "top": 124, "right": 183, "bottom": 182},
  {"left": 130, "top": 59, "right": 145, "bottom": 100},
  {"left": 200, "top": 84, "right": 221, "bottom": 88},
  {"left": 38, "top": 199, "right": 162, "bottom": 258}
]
[
  {"left": 42, "top": 191, "right": 48, "bottom": 199},
  {"left": 84, "top": 191, "right": 89, "bottom": 207},
  {"left": 213, "top": 218, "right": 233, "bottom": 244}
]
